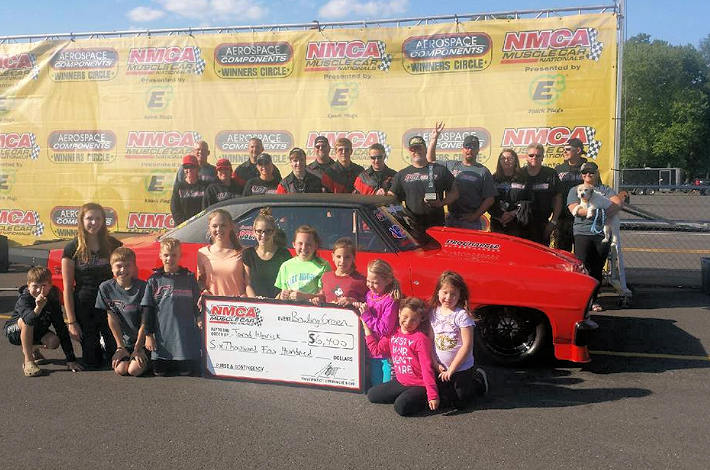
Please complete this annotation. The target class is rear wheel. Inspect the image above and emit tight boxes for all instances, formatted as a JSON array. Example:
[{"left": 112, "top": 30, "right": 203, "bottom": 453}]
[{"left": 476, "top": 306, "right": 549, "bottom": 366}]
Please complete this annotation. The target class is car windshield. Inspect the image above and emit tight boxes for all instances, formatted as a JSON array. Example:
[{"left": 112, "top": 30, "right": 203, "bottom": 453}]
[{"left": 373, "top": 204, "right": 429, "bottom": 251}]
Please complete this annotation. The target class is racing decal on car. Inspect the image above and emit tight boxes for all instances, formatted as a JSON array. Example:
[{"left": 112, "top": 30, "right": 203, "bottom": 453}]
[
  {"left": 444, "top": 239, "right": 501, "bottom": 251},
  {"left": 388, "top": 225, "right": 407, "bottom": 239}
]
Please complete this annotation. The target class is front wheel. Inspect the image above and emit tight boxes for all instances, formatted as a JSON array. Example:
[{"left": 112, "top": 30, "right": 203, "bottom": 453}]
[{"left": 476, "top": 306, "right": 549, "bottom": 366}]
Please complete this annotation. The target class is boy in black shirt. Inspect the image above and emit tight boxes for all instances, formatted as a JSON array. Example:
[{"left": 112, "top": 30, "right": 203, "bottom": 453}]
[
  {"left": 277, "top": 147, "right": 324, "bottom": 193},
  {"left": 203, "top": 158, "right": 241, "bottom": 209},
  {"left": 4, "top": 267, "right": 81, "bottom": 376}
]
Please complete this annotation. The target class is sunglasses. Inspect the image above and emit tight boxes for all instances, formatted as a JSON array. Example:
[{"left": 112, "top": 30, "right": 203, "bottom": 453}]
[
  {"left": 370, "top": 154, "right": 385, "bottom": 160},
  {"left": 314, "top": 144, "right": 327, "bottom": 149},
  {"left": 564, "top": 146, "right": 575, "bottom": 151},
  {"left": 527, "top": 154, "right": 543, "bottom": 159}
]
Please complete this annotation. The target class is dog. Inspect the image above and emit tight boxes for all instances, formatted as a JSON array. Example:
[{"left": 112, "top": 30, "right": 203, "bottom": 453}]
[{"left": 572, "top": 184, "right": 617, "bottom": 243}]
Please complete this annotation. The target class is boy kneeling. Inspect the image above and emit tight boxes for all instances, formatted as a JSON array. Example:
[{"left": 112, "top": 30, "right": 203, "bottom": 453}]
[
  {"left": 96, "top": 247, "right": 149, "bottom": 376},
  {"left": 3, "top": 267, "right": 82, "bottom": 376}
]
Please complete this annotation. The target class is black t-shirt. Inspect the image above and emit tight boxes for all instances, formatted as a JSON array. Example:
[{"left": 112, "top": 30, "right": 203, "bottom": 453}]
[
  {"left": 555, "top": 158, "right": 588, "bottom": 219},
  {"left": 171, "top": 180, "right": 207, "bottom": 225},
  {"left": 277, "top": 172, "right": 324, "bottom": 193},
  {"left": 490, "top": 171, "right": 531, "bottom": 218},
  {"left": 234, "top": 161, "right": 282, "bottom": 192},
  {"left": 62, "top": 236, "right": 122, "bottom": 306},
  {"left": 243, "top": 177, "right": 280, "bottom": 196},
  {"left": 203, "top": 180, "right": 241, "bottom": 209},
  {"left": 390, "top": 163, "right": 455, "bottom": 228},
  {"left": 242, "top": 246, "right": 292, "bottom": 298},
  {"left": 525, "top": 166, "right": 561, "bottom": 223}
]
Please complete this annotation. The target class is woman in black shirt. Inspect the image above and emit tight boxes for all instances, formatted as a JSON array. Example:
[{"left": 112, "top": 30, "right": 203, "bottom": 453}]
[
  {"left": 61, "top": 202, "right": 122, "bottom": 368},
  {"left": 490, "top": 149, "right": 531, "bottom": 237}
]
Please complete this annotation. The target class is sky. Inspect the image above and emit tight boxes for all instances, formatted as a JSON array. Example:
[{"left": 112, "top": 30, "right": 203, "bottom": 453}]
[{"left": 0, "top": 0, "right": 707, "bottom": 47}]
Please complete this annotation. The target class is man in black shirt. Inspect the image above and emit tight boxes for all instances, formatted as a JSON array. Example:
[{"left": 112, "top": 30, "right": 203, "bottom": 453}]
[
  {"left": 233, "top": 138, "right": 282, "bottom": 193},
  {"left": 354, "top": 143, "right": 397, "bottom": 195},
  {"left": 555, "top": 137, "right": 589, "bottom": 251},
  {"left": 389, "top": 135, "right": 458, "bottom": 229},
  {"left": 307, "top": 135, "right": 340, "bottom": 193},
  {"left": 171, "top": 154, "right": 207, "bottom": 225},
  {"left": 277, "top": 147, "right": 324, "bottom": 193},
  {"left": 174, "top": 140, "right": 217, "bottom": 184},
  {"left": 521, "top": 143, "right": 561, "bottom": 246}
]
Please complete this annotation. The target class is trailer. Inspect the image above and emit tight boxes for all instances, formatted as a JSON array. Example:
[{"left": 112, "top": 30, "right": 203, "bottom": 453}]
[{"left": 620, "top": 167, "right": 685, "bottom": 194}]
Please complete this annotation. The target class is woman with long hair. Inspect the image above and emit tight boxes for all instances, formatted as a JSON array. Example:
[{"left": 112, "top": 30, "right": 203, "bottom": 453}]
[
  {"left": 197, "top": 209, "right": 246, "bottom": 297},
  {"left": 61, "top": 202, "right": 122, "bottom": 368},
  {"left": 490, "top": 149, "right": 531, "bottom": 237},
  {"left": 242, "top": 208, "right": 292, "bottom": 298}
]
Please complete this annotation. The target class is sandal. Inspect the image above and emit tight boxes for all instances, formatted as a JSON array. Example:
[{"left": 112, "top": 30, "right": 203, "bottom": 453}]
[
  {"left": 591, "top": 303, "right": 604, "bottom": 312},
  {"left": 32, "top": 350, "right": 47, "bottom": 364},
  {"left": 23, "top": 361, "right": 41, "bottom": 377}
]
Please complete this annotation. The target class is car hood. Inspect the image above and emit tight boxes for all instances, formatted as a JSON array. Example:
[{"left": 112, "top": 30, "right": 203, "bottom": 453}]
[{"left": 423, "top": 226, "right": 585, "bottom": 273}]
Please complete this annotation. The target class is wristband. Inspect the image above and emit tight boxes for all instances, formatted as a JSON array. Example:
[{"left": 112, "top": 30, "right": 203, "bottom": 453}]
[{"left": 65, "top": 321, "right": 77, "bottom": 325}]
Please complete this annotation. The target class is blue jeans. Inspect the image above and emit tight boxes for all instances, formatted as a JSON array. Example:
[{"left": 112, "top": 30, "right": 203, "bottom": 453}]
[{"left": 446, "top": 214, "right": 483, "bottom": 230}]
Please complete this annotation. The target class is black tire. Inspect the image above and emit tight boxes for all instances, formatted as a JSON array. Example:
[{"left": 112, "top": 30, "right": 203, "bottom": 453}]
[{"left": 476, "top": 306, "right": 549, "bottom": 366}]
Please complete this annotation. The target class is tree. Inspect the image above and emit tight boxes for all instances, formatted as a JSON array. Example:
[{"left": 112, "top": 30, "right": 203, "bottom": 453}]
[{"left": 621, "top": 34, "right": 710, "bottom": 178}]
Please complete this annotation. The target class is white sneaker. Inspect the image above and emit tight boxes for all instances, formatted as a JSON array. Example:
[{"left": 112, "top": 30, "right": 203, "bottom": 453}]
[{"left": 476, "top": 368, "right": 489, "bottom": 396}]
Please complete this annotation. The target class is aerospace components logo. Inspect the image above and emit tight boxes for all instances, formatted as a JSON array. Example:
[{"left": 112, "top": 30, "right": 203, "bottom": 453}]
[
  {"left": 306, "top": 131, "right": 390, "bottom": 162},
  {"left": 49, "top": 48, "right": 119, "bottom": 81},
  {"left": 125, "top": 131, "right": 201, "bottom": 167},
  {"left": 47, "top": 130, "right": 116, "bottom": 164},
  {"left": 0, "top": 132, "right": 40, "bottom": 161},
  {"left": 304, "top": 40, "right": 391, "bottom": 72},
  {"left": 50, "top": 205, "right": 117, "bottom": 237},
  {"left": 402, "top": 128, "right": 492, "bottom": 164},
  {"left": 126, "top": 46, "right": 206, "bottom": 75},
  {"left": 501, "top": 126, "right": 602, "bottom": 159},
  {"left": 501, "top": 28, "right": 604, "bottom": 64},
  {"left": 0, "top": 53, "right": 40, "bottom": 84},
  {"left": 402, "top": 33, "right": 492, "bottom": 74},
  {"left": 215, "top": 130, "right": 294, "bottom": 164},
  {"left": 214, "top": 42, "right": 293, "bottom": 79}
]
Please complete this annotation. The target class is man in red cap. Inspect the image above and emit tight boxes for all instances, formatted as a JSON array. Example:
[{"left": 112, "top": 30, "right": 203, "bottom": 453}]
[
  {"left": 175, "top": 140, "right": 217, "bottom": 184},
  {"left": 202, "top": 158, "right": 241, "bottom": 209},
  {"left": 170, "top": 154, "right": 207, "bottom": 225}
]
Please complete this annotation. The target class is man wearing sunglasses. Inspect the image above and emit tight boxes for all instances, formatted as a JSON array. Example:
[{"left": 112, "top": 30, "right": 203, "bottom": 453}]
[
  {"left": 555, "top": 137, "right": 589, "bottom": 251},
  {"left": 307, "top": 135, "right": 341, "bottom": 193},
  {"left": 389, "top": 135, "right": 458, "bottom": 229},
  {"left": 174, "top": 140, "right": 217, "bottom": 185},
  {"left": 521, "top": 143, "right": 562, "bottom": 246},
  {"left": 354, "top": 143, "right": 397, "bottom": 195},
  {"left": 331, "top": 137, "right": 365, "bottom": 193}
]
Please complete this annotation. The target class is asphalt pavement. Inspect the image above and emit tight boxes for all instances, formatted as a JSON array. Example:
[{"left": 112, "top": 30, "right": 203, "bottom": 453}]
[{"left": 0, "top": 264, "right": 709, "bottom": 469}]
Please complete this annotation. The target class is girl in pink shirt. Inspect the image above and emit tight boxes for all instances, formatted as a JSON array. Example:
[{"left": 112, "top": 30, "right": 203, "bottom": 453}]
[
  {"left": 197, "top": 209, "right": 246, "bottom": 298},
  {"left": 362, "top": 297, "right": 439, "bottom": 416}
]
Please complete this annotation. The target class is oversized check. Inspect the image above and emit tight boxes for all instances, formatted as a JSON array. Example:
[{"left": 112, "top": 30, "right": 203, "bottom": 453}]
[{"left": 203, "top": 296, "right": 364, "bottom": 392}]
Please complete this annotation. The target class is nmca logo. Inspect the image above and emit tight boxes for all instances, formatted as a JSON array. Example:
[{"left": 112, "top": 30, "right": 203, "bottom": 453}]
[
  {"left": 210, "top": 304, "right": 260, "bottom": 318},
  {"left": 0, "top": 209, "right": 37, "bottom": 225},
  {"left": 503, "top": 29, "right": 592, "bottom": 51},
  {"left": 126, "top": 131, "right": 199, "bottom": 148},
  {"left": 0, "top": 54, "right": 35, "bottom": 70},
  {"left": 128, "top": 47, "right": 199, "bottom": 64},
  {"left": 126, "top": 212, "right": 174, "bottom": 231},
  {"left": 306, "top": 131, "right": 385, "bottom": 149},
  {"left": 0, "top": 132, "right": 35, "bottom": 148},
  {"left": 502, "top": 126, "right": 589, "bottom": 147},
  {"left": 306, "top": 41, "right": 383, "bottom": 60}
]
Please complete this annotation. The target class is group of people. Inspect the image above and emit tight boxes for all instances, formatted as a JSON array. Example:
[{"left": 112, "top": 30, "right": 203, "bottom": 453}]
[
  {"left": 172, "top": 123, "right": 622, "bottom": 311},
  {"left": 3, "top": 202, "right": 488, "bottom": 417}
]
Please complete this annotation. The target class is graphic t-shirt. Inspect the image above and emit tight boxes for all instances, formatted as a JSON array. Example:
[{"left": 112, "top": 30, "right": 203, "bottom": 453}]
[
  {"left": 525, "top": 166, "right": 561, "bottom": 223},
  {"left": 555, "top": 159, "right": 588, "bottom": 218},
  {"left": 171, "top": 180, "right": 207, "bottom": 225},
  {"left": 274, "top": 257, "right": 331, "bottom": 294},
  {"left": 95, "top": 278, "right": 147, "bottom": 348},
  {"left": 389, "top": 163, "right": 455, "bottom": 228},
  {"left": 320, "top": 271, "right": 367, "bottom": 303},
  {"left": 62, "top": 236, "right": 123, "bottom": 306},
  {"left": 444, "top": 161, "right": 496, "bottom": 217},
  {"left": 243, "top": 177, "right": 280, "bottom": 196},
  {"left": 141, "top": 267, "right": 201, "bottom": 361},
  {"left": 202, "top": 180, "right": 241, "bottom": 209},
  {"left": 430, "top": 306, "right": 476, "bottom": 371},
  {"left": 233, "top": 161, "right": 282, "bottom": 192}
]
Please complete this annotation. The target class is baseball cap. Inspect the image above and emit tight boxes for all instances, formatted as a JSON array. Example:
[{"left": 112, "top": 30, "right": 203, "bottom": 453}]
[
  {"left": 216, "top": 158, "right": 232, "bottom": 171},
  {"left": 256, "top": 153, "right": 273, "bottom": 165},
  {"left": 314, "top": 136, "right": 329, "bottom": 147},
  {"left": 408, "top": 136, "right": 426, "bottom": 148},
  {"left": 463, "top": 135, "right": 480, "bottom": 149},
  {"left": 580, "top": 161, "right": 598, "bottom": 173},
  {"left": 182, "top": 154, "right": 198, "bottom": 167},
  {"left": 567, "top": 137, "right": 586, "bottom": 153}
]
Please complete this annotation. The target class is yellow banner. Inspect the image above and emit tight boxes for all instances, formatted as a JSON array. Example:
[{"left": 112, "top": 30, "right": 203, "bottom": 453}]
[{"left": 0, "top": 13, "right": 617, "bottom": 245}]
